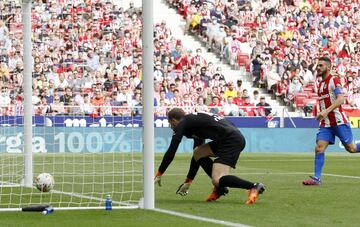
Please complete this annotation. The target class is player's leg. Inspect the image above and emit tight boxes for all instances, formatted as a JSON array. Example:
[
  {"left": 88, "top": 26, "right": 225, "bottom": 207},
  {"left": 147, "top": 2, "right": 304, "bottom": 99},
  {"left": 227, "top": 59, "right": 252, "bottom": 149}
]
[
  {"left": 213, "top": 162, "right": 265, "bottom": 205},
  {"left": 335, "top": 123, "right": 360, "bottom": 153},
  {"left": 343, "top": 143, "right": 360, "bottom": 153},
  {"left": 213, "top": 163, "right": 255, "bottom": 189},
  {"left": 212, "top": 132, "right": 265, "bottom": 204},
  {"left": 314, "top": 140, "right": 328, "bottom": 180},
  {"left": 193, "top": 143, "right": 215, "bottom": 178},
  {"left": 303, "top": 127, "right": 333, "bottom": 185},
  {"left": 193, "top": 143, "right": 229, "bottom": 201}
]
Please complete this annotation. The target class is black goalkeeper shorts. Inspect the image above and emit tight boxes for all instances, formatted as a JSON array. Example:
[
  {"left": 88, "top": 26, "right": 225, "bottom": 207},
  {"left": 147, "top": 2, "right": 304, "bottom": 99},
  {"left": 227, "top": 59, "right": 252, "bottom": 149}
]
[{"left": 208, "top": 131, "right": 246, "bottom": 169}]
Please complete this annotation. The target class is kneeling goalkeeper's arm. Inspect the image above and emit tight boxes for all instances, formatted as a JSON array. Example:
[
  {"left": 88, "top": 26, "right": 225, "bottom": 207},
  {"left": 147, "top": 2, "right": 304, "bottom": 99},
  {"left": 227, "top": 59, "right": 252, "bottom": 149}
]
[{"left": 157, "top": 138, "right": 181, "bottom": 174}]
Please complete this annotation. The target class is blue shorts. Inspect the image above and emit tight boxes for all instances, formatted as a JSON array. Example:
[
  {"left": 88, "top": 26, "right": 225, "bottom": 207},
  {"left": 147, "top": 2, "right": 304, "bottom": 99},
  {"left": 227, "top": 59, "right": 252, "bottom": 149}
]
[{"left": 316, "top": 123, "right": 354, "bottom": 145}]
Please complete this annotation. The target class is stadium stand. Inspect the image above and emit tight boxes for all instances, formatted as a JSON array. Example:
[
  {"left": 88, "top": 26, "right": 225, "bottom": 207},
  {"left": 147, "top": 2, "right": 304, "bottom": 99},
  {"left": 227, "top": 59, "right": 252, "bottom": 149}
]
[
  {"left": 0, "top": 0, "right": 358, "bottom": 117},
  {"left": 168, "top": 0, "right": 360, "bottom": 115}
]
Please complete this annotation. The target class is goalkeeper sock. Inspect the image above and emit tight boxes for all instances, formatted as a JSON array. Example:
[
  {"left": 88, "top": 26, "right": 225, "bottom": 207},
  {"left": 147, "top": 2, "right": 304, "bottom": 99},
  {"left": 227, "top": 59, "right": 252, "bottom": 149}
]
[
  {"left": 219, "top": 175, "right": 255, "bottom": 190},
  {"left": 314, "top": 153, "right": 325, "bottom": 180},
  {"left": 186, "top": 157, "right": 200, "bottom": 181},
  {"left": 197, "top": 157, "right": 213, "bottom": 178}
]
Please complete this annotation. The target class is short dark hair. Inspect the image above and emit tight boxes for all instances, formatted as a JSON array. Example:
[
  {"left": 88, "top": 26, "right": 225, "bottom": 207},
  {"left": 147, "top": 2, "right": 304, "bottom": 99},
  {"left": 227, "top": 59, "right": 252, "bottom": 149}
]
[
  {"left": 167, "top": 108, "right": 186, "bottom": 121},
  {"left": 318, "top": 56, "right": 331, "bottom": 66}
]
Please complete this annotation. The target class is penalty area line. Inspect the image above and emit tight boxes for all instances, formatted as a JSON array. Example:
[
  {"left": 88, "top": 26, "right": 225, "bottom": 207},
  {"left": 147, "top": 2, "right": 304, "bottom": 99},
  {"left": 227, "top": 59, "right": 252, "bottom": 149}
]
[{"left": 154, "top": 208, "right": 252, "bottom": 227}]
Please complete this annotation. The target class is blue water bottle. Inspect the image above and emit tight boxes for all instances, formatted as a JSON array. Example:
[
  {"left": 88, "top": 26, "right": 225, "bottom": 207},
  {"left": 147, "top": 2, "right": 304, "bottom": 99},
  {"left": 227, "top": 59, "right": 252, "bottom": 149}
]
[
  {"left": 105, "top": 194, "right": 112, "bottom": 211},
  {"left": 42, "top": 206, "right": 54, "bottom": 215}
]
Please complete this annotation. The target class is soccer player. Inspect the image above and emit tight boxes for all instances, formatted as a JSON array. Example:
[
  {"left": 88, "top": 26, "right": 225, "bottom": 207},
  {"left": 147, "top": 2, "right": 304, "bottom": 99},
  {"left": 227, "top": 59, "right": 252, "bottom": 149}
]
[
  {"left": 303, "top": 56, "right": 360, "bottom": 186},
  {"left": 154, "top": 108, "right": 265, "bottom": 204}
]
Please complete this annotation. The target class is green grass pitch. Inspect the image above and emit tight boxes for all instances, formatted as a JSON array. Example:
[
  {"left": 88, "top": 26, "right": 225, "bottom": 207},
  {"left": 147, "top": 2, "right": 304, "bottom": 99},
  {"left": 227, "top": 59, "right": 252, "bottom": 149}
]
[{"left": 0, "top": 153, "right": 360, "bottom": 227}]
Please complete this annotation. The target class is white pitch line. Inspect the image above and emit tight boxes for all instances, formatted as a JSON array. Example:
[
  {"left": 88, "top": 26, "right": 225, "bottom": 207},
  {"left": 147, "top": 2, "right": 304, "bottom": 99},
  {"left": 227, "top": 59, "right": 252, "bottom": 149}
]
[
  {"left": 154, "top": 208, "right": 252, "bottom": 227},
  {"left": 152, "top": 171, "right": 360, "bottom": 227},
  {"left": 48, "top": 190, "right": 251, "bottom": 226},
  {"left": 51, "top": 189, "right": 138, "bottom": 208},
  {"left": 164, "top": 172, "right": 360, "bottom": 180},
  {"left": 322, "top": 173, "right": 360, "bottom": 179}
]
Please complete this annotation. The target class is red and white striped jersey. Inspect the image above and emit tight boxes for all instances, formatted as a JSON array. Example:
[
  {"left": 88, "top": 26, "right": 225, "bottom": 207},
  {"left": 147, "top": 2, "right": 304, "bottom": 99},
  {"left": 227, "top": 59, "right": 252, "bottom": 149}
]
[{"left": 318, "top": 75, "right": 348, "bottom": 127}]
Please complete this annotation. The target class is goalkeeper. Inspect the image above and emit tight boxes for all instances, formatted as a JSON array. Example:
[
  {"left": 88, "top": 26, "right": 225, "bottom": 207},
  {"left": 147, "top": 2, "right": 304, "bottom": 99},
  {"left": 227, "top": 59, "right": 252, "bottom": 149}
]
[{"left": 155, "top": 108, "right": 266, "bottom": 204}]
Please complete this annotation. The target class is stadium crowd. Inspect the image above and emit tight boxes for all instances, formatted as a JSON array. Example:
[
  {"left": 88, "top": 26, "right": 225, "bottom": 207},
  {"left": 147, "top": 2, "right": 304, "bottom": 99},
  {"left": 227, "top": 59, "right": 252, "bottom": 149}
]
[
  {"left": 0, "top": 0, "right": 358, "bottom": 118},
  {"left": 172, "top": 0, "right": 360, "bottom": 114}
]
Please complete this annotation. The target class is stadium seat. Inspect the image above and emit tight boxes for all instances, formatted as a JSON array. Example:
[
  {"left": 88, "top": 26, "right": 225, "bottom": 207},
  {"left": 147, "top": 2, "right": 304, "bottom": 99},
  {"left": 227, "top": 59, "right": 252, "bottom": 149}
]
[
  {"left": 303, "top": 87, "right": 313, "bottom": 93},
  {"left": 295, "top": 96, "right": 307, "bottom": 108},
  {"left": 237, "top": 53, "right": 250, "bottom": 72},
  {"left": 323, "top": 7, "right": 334, "bottom": 16},
  {"left": 304, "top": 98, "right": 317, "bottom": 106},
  {"left": 308, "top": 93, "right": 318, "bottom": 99},
  {"left": 294, "top": 92, "right": 307, "bottom": 98}
]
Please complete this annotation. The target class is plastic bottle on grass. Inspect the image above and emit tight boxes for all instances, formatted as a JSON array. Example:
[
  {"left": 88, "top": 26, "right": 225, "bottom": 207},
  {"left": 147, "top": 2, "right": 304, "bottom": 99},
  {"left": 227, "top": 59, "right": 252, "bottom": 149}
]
[{"left": 105, "top": 194, "right": 112, "bottom": 211}]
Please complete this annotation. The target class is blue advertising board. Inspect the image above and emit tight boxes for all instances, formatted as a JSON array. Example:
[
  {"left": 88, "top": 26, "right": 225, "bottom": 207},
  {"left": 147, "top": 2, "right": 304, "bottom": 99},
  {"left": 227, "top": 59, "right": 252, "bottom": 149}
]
[{"left": 1, "top": 127, "right": 359, "bottom": 153}]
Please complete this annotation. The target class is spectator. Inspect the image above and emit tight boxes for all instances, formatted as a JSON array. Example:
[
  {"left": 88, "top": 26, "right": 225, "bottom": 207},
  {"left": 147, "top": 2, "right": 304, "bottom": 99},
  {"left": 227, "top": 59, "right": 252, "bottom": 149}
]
[
  {"left": 287, "top": 76, "right": 304, "bottom": 103},
  {"left": 66, "top": 98, "right": 82, "bottom": 115},
  {"left": 101, "top": 96, "right": 113, "bottom": 116},
  {"left": 208, "top": 95, "right": 223, "bottom": 115},
  {"left": 50, "top": 95, "right": 65, "bottom": 116},
  {"left": 195, "top": 95, "right": 208, "bottom": 112},
  {"left": 233, "top": 90, "right": 245, "bottom": 107},
  {"left": 205, "top": 17, "right": 221, "bottom": 51},
  {"left": 252, "top": 90, "right": 260, "bottom": 105},
  {"left": 256, "top": 96, "right": 272, "bottom": 116},
  {"left": 91, "top": 90, "right": 105, "bottom": 115},
  {"left": 81, "top": 94, "right": 95, "bottom": 116},
  {"left": 267, "top": 59, "right": 282, "bottom": 93},
  {"left": 348, "top": 88, "right": 360, "bottom": 107},
  {"left": 116, "top": 85, "right": 132, "bottom": 105},
  {"left": 60, "top": 87, "right": 73, "bottom": 105},
  {"left": 0, "top": 86, "right": 10, "bottom": 113},
  {"left": 251, "top": 55, "right": 263, "bottom": 87},
  {"left": 223, "top": 96, "right": 239, "bottom": 116},
  {"left": 224, "top": 81, "right": 237, "bottom": 98},
  {"left": 86, "top": 49, "right": 100, "bottom": 71},
  {"left": 154, "top": 61, "right": 165, "bottom": 81},
  {"left": 241, "top": 96, "right": 257, "bottom": 117}
]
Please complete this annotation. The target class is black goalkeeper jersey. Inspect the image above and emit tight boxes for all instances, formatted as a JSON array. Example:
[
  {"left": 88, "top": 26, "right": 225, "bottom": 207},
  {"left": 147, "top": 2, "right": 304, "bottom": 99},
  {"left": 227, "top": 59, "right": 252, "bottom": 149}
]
[{"left": 158, "top": 112, "right": 240, "bottom": 173}]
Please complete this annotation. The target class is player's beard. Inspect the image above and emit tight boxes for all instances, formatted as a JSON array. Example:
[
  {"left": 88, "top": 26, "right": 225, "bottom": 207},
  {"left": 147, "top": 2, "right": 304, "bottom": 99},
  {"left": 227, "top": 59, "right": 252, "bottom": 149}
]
[{"left": 316, "top": 68, "right": 327, "bottom": 78}]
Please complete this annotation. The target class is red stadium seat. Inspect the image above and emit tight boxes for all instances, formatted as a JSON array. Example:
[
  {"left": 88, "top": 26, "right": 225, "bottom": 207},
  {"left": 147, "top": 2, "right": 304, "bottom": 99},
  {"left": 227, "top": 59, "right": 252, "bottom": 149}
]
[
  {"left": 294, "top": 92, "right": 307, "bottom": 98},
  {"left": 295, "top": 96, "right": 307, "bottom": 108},
  {"left": 237, "top": 53, "right": 250, "bottom": 72},
  {"left": 237, "top": 53, "right": 249, "bottom": 66},
  {"left": 304, "top": 99, "right": 317, "bottom": 116},
  {"left": 308, "top": 93, "right": 318, "bottom": 99},
  {"left": 303, "top": 87, "right": 313, "bottom": 93},
  {"left": 323, "top": 7, "right": 333, "bottom": 14},
  {"left": 304, "top": 98, "right": 317, "bottom": 106}
]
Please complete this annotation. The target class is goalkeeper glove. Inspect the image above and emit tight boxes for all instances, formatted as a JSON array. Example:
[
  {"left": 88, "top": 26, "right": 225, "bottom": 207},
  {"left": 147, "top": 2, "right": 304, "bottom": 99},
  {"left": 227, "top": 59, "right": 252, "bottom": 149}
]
[
  {"left": 154, "top": 171, "right": 162, "bottom": 186},
  {"left": 176, "top": 178, "right": 192, "bottom": 196}
]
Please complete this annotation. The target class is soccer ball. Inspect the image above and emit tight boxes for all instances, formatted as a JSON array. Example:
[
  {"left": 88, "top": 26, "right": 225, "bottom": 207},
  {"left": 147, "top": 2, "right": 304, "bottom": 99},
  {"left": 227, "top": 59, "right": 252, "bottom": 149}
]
[{"left": 34, "top": 173, "right": 55, "bottom": 192}]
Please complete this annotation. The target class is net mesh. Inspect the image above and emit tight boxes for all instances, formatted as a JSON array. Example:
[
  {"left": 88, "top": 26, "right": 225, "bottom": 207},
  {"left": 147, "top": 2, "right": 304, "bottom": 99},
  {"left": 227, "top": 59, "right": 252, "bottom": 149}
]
[{"left": 0, "top": 114, "right": 143, "bottom": 209}]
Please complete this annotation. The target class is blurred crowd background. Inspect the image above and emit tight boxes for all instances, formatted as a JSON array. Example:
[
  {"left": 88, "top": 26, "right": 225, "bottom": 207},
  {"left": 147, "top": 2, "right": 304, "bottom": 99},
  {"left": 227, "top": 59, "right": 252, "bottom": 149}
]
[{"left": 0, "top": 0, "right": 358, "bottom": 118}]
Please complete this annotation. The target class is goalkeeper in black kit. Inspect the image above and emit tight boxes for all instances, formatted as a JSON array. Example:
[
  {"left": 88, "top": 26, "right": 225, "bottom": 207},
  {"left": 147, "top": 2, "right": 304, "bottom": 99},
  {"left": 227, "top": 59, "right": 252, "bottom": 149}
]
[{"left": 154, "top": 108, "right": 265, "bottom": 204}]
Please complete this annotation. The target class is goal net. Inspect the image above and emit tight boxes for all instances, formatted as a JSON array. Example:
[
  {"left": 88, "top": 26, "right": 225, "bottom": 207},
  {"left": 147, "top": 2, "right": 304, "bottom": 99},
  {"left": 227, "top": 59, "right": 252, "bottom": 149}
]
[{"left": 0, "top": 113, "right": 144, "bottom": 210}]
